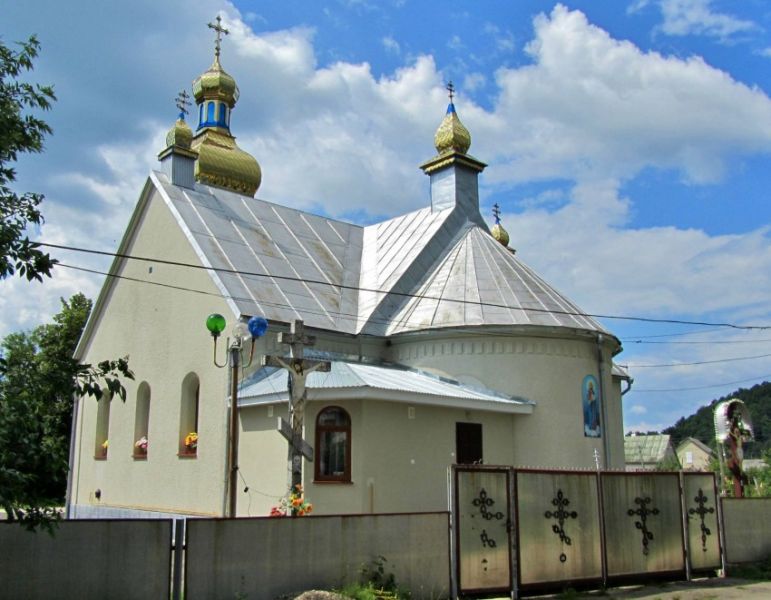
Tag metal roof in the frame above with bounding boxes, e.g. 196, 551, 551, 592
624, 434, 673, 464
238, 360, 534, 414
152, 170, 609, 338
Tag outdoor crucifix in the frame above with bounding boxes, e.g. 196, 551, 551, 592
263, 320, 330, 491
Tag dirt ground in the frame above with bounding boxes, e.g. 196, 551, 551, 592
543, 577, 771, 598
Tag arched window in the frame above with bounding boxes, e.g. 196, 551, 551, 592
179, 373, 200, 457
94, 395, 111, 459
314, 406, 351, 482
218, 102, 227, 127
206, 101, 215, 124
133, 382, 151, 458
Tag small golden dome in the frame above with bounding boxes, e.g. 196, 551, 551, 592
193, 58, 239, 107
434, 103, 471, 155
165, 118, 193, 149
491, 223, 510, 247
491, 203, 509, 247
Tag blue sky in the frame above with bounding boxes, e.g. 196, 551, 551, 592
2, 0, 771, 434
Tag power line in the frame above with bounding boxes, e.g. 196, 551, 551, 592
59, 263, 771, 394
620, 352, 771, 369
630, 374, 771, 393
41, 241, 771, 331
626, 339, 771, 345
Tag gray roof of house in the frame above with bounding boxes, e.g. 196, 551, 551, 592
152, 171, 609, 338
624, 434, 673, 464
238, 360, 534, 414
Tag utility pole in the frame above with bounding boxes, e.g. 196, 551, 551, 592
263, 320, 330, 494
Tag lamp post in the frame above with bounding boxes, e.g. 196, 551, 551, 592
206, 313, 268, 518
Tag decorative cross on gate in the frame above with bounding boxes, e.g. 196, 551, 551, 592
544, 489, 578, 563
628, 496, 660, 555
688, 488, 715, 552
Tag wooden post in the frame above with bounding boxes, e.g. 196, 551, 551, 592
263, 320, 330, 498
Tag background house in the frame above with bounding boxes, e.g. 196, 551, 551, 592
624, 433, 679, 471
676, 437, 714, 472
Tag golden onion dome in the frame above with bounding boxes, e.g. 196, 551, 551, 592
192, 129, 262, 196
434, 103, 471, 155
491, 223, 510, 247
491, 204, 509, 247
192, 57, 239, 107
165, 118, 193, 149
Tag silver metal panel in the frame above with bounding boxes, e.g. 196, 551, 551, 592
602, 473, 685, 577
153, 172, 609, 338
682, 473, 721, 571
239, 361, 533, 411
456, 469, 511, 592
516, 471, 602, 586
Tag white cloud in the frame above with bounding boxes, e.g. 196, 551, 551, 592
657, 0, 757, 40
629, 405, 648, 415
382, 36, 401, 55
478, 4, 771, 185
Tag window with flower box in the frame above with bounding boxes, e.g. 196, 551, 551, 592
94, 395, 111, 459
314, 406, 351, 482
133, 382, 150, 459
178, 373, 199, 457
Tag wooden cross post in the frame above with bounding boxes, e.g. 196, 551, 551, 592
263, 320, 330, 495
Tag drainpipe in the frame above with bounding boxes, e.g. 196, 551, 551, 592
596, 334, 610, 468
621, 377, 634, 396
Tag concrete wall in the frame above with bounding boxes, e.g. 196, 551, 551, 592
185, 513, 451, 600
722, 498, 771, 564
0, 520, 171, 600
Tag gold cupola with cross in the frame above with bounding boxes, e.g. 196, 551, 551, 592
190, 16, 262, 197
420, 83, 487, 221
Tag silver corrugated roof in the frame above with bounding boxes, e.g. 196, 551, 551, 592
239, 360, 534, 414
624, 434, 673, 464
151, 170, 609, 337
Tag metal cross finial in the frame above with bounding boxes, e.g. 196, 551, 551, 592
175, 90, 191, 120
446, 81, 455, 103
492, 203, 502, 225
208, 15, 230, 58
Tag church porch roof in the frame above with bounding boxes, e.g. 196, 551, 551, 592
238, 360, 534, 414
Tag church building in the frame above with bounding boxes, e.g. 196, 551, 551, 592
68, 20, 631, 519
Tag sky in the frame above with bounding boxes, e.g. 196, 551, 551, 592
2, 0, 771, 434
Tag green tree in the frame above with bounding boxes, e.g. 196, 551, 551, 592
1, 35, 57, 280
0, 294, 133, 530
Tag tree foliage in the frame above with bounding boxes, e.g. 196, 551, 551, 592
1, 35, 57, 281
663, 381, 771, 458
0, 294, 133, 530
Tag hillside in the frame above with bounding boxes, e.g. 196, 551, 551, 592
663, 381, 771, 459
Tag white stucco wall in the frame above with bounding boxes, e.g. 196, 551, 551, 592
70, 186, 235, 516
386, 330, 625, 470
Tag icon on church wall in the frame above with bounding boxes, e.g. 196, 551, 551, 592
582, 375, 601, 438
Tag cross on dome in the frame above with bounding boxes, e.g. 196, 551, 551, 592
446, 81, 455, 103
175, 90, 191, 120
492, 203, 502, 225
208, 15, 229, 59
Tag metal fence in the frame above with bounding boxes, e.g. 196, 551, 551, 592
1, 475, 768, 600
452, 467, 725, 597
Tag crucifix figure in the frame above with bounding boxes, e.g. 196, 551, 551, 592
263, 320, 330, 495
175, 90, 191, 120
208, 15, 229, 59
446, 81, 455, 103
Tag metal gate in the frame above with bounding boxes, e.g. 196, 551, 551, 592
452, 467, 724, 598
453, 466, 513, 595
